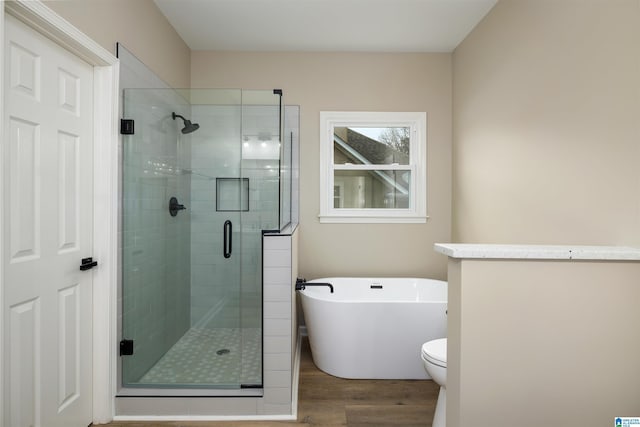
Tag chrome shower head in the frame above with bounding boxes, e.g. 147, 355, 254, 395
172, 112, 200, 134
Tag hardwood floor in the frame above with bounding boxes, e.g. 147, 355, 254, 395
105, 337, 438, 426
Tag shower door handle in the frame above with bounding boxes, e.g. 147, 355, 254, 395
223, 220, 232, 258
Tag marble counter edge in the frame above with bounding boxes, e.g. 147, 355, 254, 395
434, 243, 640, 261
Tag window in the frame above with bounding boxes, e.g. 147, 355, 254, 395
319, 111, 427, 223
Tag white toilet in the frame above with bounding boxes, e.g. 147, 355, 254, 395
421, 338, 447, 427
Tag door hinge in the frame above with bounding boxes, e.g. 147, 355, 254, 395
120, 339, 134, 356
79, 257, 98, 271
120, 119, 135, 135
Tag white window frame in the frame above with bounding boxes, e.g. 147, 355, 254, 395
319, 111, 427, 223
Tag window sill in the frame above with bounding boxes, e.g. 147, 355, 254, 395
319, 215, 429, 224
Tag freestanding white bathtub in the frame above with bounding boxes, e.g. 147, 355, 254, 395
298, 277, 447, 379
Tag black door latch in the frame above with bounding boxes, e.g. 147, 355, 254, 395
79, 257, 98, 271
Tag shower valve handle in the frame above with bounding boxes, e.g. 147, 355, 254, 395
169, 196, 186, 217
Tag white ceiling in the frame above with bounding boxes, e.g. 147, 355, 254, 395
154, 0, 497, 52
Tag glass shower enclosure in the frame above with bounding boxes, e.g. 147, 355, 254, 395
119, 88, 287, 395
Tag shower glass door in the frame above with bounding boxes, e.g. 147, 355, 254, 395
120, 88, 281, 394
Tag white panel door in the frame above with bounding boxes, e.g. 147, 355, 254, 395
3, 14, 94, 427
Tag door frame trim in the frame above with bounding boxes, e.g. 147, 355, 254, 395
0, 1, 119, 423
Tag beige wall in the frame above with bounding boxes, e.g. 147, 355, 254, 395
192, 52, 452, 280
45, 0, 190, 88
449, 3, 640, 424
452, 0, 640, 246
447, 258, 640, 427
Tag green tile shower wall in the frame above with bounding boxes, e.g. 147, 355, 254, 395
189, 104, 279, 330
122, 89, 191, 383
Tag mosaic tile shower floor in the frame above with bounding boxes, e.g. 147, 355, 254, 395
139, 328, 262, 386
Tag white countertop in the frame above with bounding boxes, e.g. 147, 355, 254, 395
434, 243, 640, 261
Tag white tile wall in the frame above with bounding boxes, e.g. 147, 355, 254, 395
263, 267, 293, 286
263, 284, 291, 302
263, 250, 292, 268
115, 396, 260, 416
261, 229, 298, 415
263, 336, 292, 353
257, 402, 292, 416
264, 319, 293, 336
264, 302, 292, 318
262, 387, 292, 405
264, 370, 291, 388
264, 352, 292, 371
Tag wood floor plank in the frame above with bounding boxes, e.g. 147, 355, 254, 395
345, 404, 434, 426
297, 400, 347, 426
299, 377, 438, 403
